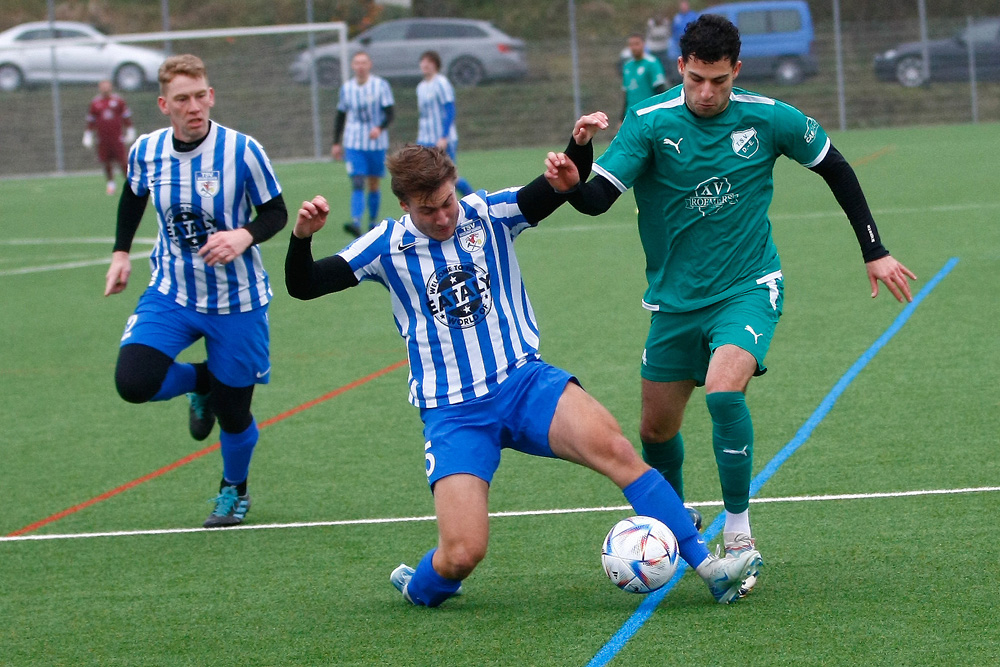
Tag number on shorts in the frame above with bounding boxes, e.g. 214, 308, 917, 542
424, 440, 435, 478
120, 314, 139, 342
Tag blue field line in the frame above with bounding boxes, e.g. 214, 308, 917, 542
586, 257, 958, 667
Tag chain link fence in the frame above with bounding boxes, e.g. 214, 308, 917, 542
0, 10, 996, 178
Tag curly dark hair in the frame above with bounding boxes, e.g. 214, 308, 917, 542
679, 14, 741, 65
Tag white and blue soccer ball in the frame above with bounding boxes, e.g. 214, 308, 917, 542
601, 515, 680, 594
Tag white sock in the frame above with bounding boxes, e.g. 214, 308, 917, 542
723, 510, 751, 542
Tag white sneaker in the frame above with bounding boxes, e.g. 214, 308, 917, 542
390, 563, 417, 604
725, 533, 759, 593
699, 548, 763, 604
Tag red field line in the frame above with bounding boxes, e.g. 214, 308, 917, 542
6, 359, 408, 537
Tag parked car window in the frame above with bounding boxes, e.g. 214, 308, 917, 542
56, 28, 92, 40
18, 29, 55, 41
737, 11, 769, 35
362, 22, 408, 42
770, 9, 803, 33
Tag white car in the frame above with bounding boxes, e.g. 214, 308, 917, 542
0, 21, 164, 92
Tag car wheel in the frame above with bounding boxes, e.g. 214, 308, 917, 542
114, 63, 146, 91
0, 63, 24, 92
774, 58, 804, 85
895, 56, 926, 87
448, 56, 485, 87
315, 57, 342, 87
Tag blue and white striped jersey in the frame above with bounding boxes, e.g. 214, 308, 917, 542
337, 75, 394, 151
127, 121, 283, 314
338, 188, 540, 408
416, 74, 458, 145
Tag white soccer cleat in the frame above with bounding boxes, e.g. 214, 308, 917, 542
725, 533, 759, 593
699, 548, 763, 604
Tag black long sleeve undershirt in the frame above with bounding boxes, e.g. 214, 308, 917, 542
285, 235, 358, 299
517, 137, 593, 225
808, 144, 888, 262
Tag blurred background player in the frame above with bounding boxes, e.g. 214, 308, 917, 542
645, 11, 672, 71
671, 0, 700, 57
83, 79, 135, 195
104, 54, 287, 528
560, 14, 916, 593
416, 50, 473, 196
621, 33, 667, 121
331, 51, 395, 237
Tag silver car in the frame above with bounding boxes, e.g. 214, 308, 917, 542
0, 21, 164, 92
290, 17, 528, 88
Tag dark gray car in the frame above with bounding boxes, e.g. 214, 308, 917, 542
290, 17, 528, 88
874, 17, 1000, 87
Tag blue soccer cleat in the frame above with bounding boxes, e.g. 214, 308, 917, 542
203, 485, 251, 528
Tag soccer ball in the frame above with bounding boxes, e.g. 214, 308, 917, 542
601, 515, 680, 594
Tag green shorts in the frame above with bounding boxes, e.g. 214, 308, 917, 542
641, 273, 784, 385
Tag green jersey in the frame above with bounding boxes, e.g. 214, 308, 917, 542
622, 54, 667, 110
595, 86, 830, 313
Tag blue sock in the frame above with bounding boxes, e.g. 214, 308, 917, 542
405, 548, 462, 607
623, 469, 709, 567
350, 189, 364, 223
456, 177, 473, 196
220, 418, 258, 486
151, 362, 196, 402
367, 190, 381, 226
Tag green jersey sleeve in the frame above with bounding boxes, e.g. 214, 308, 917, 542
772, 100, 830, 168
594, 107, 653, 191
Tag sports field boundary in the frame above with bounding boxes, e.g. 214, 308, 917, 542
586, 256, 959, 667
1, 485, 995, 543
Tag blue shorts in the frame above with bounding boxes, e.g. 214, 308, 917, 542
419, 361, 575, 488
120, 288, 271, 387
344, 148, 386, 178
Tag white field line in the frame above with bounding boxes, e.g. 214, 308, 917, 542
3, 485, 997, 543
0, 241, 155, 277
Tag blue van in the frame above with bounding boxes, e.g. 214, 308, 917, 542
665, 0, 817, 85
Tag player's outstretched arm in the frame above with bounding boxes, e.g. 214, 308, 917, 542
285, 196, 359, 300
865, 255, 917, 302
544, 152, 580, 193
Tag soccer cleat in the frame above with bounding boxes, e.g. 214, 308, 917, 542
203, 485, 251, 528
701, 548, 763, 604
390, 564, 417, 604
685, 504, 703, 531
186, 392, 216, 441
389, 563, 463, 605
725, 533, 759, 593
343, 221, 361, 238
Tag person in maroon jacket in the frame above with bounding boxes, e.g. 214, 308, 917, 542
84, 79, 136, 195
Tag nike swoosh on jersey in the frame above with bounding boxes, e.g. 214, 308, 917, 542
397, 240, 418, 252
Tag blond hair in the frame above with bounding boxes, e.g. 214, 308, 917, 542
158, 54, 208, 93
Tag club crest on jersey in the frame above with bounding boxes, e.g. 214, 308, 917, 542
804, 117, 820, 144
195, 171, 220, 198
456, 219, 487, 253
686, 176, 739, 217
731, 128, 759, 159
426, 262, 492, 329
165, 202, 218, 251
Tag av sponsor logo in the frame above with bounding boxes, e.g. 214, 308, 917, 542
685, 176, 739, 217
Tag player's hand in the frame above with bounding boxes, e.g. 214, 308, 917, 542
331, 144, 343, 161
544, 151, 580, 193
368, 127, 382, 141
572, 111, 610, 145
866, 255, 917, 302
293, 196, 330, 239
104, 250, 132, 296
123, 126, 136, 144
199, 228, 254, 267
83, 130, 94, 149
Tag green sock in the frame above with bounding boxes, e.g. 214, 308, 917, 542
641, 433, 685, 500
706, 391, 753, 514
